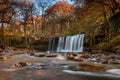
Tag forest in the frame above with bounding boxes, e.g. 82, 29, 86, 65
0, 0, 120, 80
0, 0, 120, 53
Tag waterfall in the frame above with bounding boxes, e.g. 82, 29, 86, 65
48, 34, 85, 53
48, 37, 56, 52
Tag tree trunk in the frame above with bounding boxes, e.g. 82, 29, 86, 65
0, 22, 5, 49
24, 22, 28, 49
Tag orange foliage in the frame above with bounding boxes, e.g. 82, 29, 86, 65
46, 1, 74, 17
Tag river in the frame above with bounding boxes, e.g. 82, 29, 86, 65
0, 53, 120, 80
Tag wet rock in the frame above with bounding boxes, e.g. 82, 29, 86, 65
19, 62, 31, 66
0, 53, 4, 56
64, 65, 80, 71
111, 61, 120, 64
69, 53, 77, 56
67, 53, 78, 60
80, 54, 90, 59
102, 60, 111, 64
10, 62, 44, 71
74, 58, 86, 62
30, 53, 35, 56
103, 59, 120, 64
0, 56, 7, 60
36, 53, 46, 57
46, 54, 57, 57
12, 63, 20, 68
79, 63, 111, 72
24, 66, 42, 71
22, 63, 44, 71
0, 48, 3, 52
90, 50, 99, 54
102, 54, 120, 64
67, 54, 74, 60
12, 62, 31, 68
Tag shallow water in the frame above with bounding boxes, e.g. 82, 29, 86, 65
0, 54, 120, 80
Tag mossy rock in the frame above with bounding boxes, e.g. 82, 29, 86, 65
79, 63, 111, 72
37, 54, 46, 57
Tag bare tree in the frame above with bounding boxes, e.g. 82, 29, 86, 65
37, 0, 53, 33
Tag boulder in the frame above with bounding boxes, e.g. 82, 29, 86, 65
0, 54, 4, 56
80, 54, 90, 59
74, 58, 86, 62
35, 53, 46, 57
79, 63, 111, 72
46, 54, 57, 57
19, 62, 31, 67
0, 56, 7, 60
30, 53, 35, 56
65, 65, 80, 71
67, 54, 75, 60
0, 48, 3, 52
12, 62, 31, 68
103, 59, 120, 64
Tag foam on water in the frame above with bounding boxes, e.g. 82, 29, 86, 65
63, 70, 120, 78
56, 55, 66, 60
106, 69, 120, 75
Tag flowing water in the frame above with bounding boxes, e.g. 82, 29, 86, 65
0, 54, 120, 80
48, 34, 85, 52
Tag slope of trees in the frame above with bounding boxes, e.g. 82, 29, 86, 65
73, 0, 120, 52
45, 1, 75, 36
0, 0, 120, 52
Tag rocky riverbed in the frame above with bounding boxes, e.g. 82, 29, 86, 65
0, 50, 120, 80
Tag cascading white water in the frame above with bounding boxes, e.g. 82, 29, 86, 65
48, 34, 85, 52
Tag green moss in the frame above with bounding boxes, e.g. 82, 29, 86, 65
110, 35, 120, 43
96, 42, 108, 48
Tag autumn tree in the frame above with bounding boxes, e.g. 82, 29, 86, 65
16, 0, 35, 48
94, 0, 120, 14
74, 0, 120, 14
72, 0, 120, 49
73, 0, 118, 31
37, 0, 53, 33
46, 1, 74, 18
45, 1, 74, 36
26, 15, 43, 38
0, 0, 18, 49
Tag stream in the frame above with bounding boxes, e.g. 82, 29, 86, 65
0, 53, 120, 80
